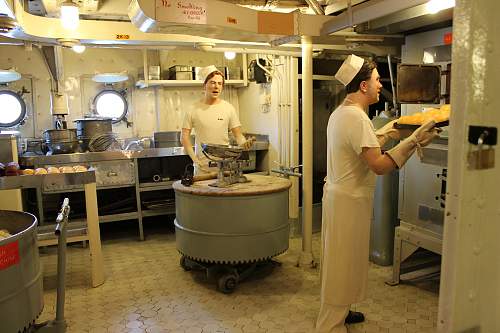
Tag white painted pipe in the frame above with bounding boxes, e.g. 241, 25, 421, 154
284, 56, 290, 167
289, 57, 300, 224
298, 35, 315, 267
256, 53, 284, 165
273, 56, 287, 166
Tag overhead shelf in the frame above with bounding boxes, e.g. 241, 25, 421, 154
135, 79, 246, 89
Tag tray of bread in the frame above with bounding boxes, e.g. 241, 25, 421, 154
394, 104, 450, 129
0, 164, 95, 190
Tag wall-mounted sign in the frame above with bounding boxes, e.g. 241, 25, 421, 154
0, 241, 20, 270
444, 32, 452, 45
157, 0, 207, 25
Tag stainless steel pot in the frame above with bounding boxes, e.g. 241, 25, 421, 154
43, 129, 77, 143
45, 140, 81, 154
43, 129, 80, 154
74, 118, 113, 151
0, 210, 43, 333
74, 118, 113, 139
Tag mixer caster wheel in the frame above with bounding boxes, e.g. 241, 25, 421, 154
180, 256, 191, 271
217, 273, 238, 294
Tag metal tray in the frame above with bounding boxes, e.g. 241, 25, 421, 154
393, 120, 449, 130
397, 64, 441, 104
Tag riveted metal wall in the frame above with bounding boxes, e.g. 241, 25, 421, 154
439, 1, 500, 332
0, 46, 242, 141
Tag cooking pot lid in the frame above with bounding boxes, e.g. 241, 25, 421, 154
43, 128, 76, 132
74, 117, 113, 122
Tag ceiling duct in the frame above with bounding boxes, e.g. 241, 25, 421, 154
355, 2, 453, 34
0, 13, 16, 32
128, 0, 333, 43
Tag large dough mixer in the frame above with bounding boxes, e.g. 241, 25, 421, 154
173, 159, 291, 293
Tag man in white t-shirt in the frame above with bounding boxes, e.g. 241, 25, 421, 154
181, 65, 253, 174
316, 55, 439, 333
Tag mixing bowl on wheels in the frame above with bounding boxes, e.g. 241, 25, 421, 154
173, 174, 292, 293
0, 210, 43, 333
1, 198, 71, 333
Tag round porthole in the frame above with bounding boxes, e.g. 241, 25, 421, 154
93, 90, 128, 123
0, 90, 27, 128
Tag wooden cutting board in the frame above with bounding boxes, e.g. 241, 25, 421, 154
172, 174, 292, 197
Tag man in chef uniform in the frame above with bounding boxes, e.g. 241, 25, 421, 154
316, 55, 440, 332
181, 65, 253, 175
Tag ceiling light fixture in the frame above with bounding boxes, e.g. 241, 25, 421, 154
0, 69, 21, 84
224, 51, 236, 60
57, 38, 85, 53
72, 44, 86, 53
426, 0, 455, 14
60, 0, 79, 30
196, 42, 215, 51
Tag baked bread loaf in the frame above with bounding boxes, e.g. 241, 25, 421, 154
397, 104, 451, 125
59, 166, 74, 173
22, 169, 35, 175
73, 165, 88, 173
47, 167, 60, 174
0, 229, 12, 240
35, 168, 48, 175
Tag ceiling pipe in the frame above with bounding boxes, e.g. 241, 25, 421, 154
1, 0, 407, 51
128, 0, 333, 42
321, 0, 430, 34
304, 0, 325, 15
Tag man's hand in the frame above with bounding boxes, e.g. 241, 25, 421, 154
240, 136, 256, 150
193, 157, 210, 173
375, 119, 412, 141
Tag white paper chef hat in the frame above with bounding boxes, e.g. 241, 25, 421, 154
334, 54, 365, 86
199, 65, 223, 83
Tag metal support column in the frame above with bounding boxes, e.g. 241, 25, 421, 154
297, 35, 316, 268
134, 159, 144, 240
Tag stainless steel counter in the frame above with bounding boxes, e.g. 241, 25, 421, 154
17, 143, 269, 241
19, 143, 269, 167
0, 171, 96, 190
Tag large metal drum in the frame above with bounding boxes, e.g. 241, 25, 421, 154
74, 118, 113, 151
173, 175, 292, 264
0, 211, 43, 333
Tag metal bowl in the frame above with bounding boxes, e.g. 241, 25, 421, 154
201, 144, 243, 160
46, 140, 81, 154
43, 129, 77, 143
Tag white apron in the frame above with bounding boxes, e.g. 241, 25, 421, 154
320, 182, 375, 306
319, 104, 379, 307
193, 152, 219, 176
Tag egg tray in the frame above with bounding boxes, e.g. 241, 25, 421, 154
393, 120, 449, 130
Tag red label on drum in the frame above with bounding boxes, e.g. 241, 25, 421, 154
0, 240, 20, 270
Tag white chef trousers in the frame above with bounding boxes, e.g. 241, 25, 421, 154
194, 153, 218, 176
315, 304, 349, 333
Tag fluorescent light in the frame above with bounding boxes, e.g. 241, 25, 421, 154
60, 0, 79, 30
224, 51, 236, 60
423, 51, 435, 64
426, 0, 455, 14
72, 44, 86, 53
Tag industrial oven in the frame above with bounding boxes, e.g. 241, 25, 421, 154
388, 28, 452, 285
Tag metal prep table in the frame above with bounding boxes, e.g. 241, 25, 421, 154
20, 143, 269, 240
0, 171, 105, 288
388, 138, 448, 285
